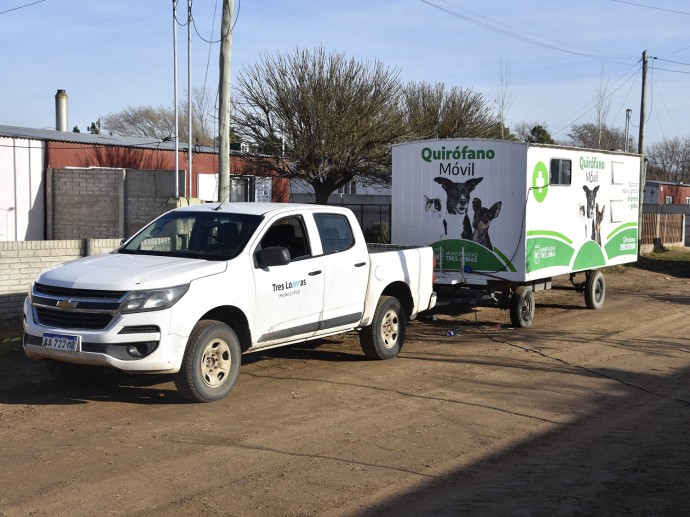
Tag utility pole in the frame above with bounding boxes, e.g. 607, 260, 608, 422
187, 0, 193, 197
638, 50, 647, 155
173, 0, 180, 198
637, 50, 648, 258
218, 0, 233, 203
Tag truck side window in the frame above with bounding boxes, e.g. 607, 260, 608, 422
550, 159, 572, 185
314, 213, 355, 254
260, 216, 311, 260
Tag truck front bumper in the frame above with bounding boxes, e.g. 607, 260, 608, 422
22, 297, 187, 373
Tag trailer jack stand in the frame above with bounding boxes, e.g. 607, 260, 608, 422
569, 273, 586, 292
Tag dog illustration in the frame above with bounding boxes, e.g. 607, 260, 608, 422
582, 185, 599, 241
424, 195, 442, 215
434, 177, 483, 238
471, 198, 502, 250
594, 203, 605, 246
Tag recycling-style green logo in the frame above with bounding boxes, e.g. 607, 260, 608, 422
532, 161, 549, 203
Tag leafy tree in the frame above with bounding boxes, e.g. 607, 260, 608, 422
514, 122, 555, 144
566, 122, 632, 151
402, 81, 501, 140
101, 87, 216, 147
87, 118, 101, 135
234, 47, 407, 204
646, 136, 690, 183
72, 126, 80, 133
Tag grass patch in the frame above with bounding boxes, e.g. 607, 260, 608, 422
0, 336, 23, 359
637, 246, 690, 277
643, 246, 690, 262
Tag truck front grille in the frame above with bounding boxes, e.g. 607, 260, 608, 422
31, 283, 128, 331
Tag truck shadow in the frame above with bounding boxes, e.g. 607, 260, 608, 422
0, 338, 368, 406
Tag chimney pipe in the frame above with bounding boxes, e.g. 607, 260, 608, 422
55, 89, 68, 131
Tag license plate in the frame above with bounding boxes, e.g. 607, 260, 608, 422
41, 333, 80, 351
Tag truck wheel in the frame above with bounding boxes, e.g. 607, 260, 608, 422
585, 270, 605, 309
510, 286, 535, 328
45, 360, 104, 383
174, 320, 241, 403
360, 296, 406, 359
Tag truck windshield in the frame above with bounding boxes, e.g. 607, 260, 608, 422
118, 211, 263, 260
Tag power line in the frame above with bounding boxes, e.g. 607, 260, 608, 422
608, 0, 690, 16
551, 60, 641, 137
420, 0, 637, 64
0, 0, 47, 16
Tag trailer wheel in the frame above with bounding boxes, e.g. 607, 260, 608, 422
360, 296, 406, 359
510, 286, 535, 328
45, 360, 104, 383
174, 320, 241, 403
584, 270, 606, 309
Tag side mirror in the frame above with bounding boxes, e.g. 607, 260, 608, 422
255, 247, 291, 268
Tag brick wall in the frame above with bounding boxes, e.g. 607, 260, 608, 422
47, 168, 183, 240
49, 168, 124, 239
0, 238, 120, 320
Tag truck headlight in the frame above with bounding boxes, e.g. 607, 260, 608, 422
119, 285, 189, 313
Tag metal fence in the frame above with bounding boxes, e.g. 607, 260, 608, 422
340, 203, 391, 243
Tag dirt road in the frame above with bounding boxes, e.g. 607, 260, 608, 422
1, 258, 689, 516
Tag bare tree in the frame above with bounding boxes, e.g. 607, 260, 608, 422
402, 81, 501, 140
594, 71, 612, 149
567, 122, 632, 151
102, 104, 176, 141
495, 59, 514, 140
647, 136, 690, 183
101, 87, 217, 147
234, 47, 406, 204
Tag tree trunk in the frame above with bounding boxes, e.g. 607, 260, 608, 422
312, 183, 333, 205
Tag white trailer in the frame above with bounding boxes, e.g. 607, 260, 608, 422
392, 138, 642, 326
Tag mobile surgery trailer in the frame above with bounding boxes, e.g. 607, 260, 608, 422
391, 139, 642, 326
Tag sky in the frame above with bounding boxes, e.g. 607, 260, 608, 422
1, 0, 689, 149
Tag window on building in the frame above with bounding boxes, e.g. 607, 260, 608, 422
664, 195, 673, 204
549, 159, 571, 185
685, 197, 690, 205
337, 180, 357, 195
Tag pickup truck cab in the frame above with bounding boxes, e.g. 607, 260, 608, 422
24, 203, 436, 402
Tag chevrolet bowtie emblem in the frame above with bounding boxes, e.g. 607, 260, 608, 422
56, 299, 78, 310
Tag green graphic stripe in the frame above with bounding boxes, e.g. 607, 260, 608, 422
493, 247, 517, 272
606, 222, 637, 241
526, 230, 573, 245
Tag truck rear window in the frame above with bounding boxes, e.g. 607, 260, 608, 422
314, 213, 355, 254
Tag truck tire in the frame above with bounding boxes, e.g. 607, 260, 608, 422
175, 320, 241, 403
45, 360, 104, 383
510, 286, 535, 328
585, 270, 605, 309
360, 296, 406, 360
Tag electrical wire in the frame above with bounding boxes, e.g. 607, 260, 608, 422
0, 0, 47, 16
420, 0, 637, 64
551, 60, 641, 137
190, 0, 240, 44
607, 0, 690, 16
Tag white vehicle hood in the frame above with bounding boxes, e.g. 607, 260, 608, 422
37, 253, 228, 291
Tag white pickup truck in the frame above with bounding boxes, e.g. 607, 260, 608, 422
23, 203, 436, 402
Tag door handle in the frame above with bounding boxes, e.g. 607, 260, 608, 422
309, 270, 322, 276
355, 262, 366, 267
